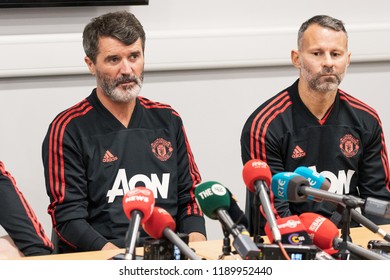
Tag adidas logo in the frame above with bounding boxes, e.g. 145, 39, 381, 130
102, 150, 118, 163
292, 145, 306, 159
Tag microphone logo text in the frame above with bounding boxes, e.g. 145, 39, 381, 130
125, 195, 150, 203
197, 183, 227, 200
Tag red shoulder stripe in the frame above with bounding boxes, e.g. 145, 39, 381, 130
138, 96, 172, 109
249, 91, 292, 161
138, 97, 180, 117
339, 90, 379, 122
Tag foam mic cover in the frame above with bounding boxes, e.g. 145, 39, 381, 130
294, 167, 331, 202
143, 206, 202, 260
271, 172, 309, 202
196, 182, 260, 260
122, 187, 155, 223
194, 181, 230, 219
143, 207, 176, 239
242, 159, 272, 192
299, 212, 339, 255
264, 215, 313, 245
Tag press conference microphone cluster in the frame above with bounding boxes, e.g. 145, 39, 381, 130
300, 212, 390, 260
272, 168, 390, 219
242, 159, 281, 243
288, 166, 390, 242
122, 187, 155, 260
143, 207, 201, 260
195, 181, 259, 260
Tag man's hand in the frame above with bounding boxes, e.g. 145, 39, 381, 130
101, 242, 119, 251
188, 232, 206, 242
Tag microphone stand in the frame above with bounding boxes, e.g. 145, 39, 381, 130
218, 228, 233, 259
337, 205, 351, 260
124, 210, 142, 260
253, 192, 263, 244
337, 196, 361, 260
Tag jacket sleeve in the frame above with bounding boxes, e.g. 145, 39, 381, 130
0, 161, 53, 256
357, 115, 390, 225
42, 121, 107, 252
173, 115, 206, 237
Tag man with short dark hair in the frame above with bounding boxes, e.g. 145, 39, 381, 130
42, 11, 206, 253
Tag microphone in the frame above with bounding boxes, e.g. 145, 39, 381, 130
350, 210, 390, 242
195, 181, 259, 260
219, 186, 250, 258
272, 170, 390, 219
143, 207, 201, 260
367, 240, 390, 253
295, 166, 390, 242
294, 166, 331, 200
271, 171, 311, 207
333, 238, 390, 260
299, 212, 339, 255
262, 214, 322, 260
122, 187, 155, 260
300, 212, 390, 260
242, 159, 281, 243
264, 215, 313, 245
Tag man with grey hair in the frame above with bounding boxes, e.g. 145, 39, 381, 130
42, 10, 206, 253
241, 15, 390, 238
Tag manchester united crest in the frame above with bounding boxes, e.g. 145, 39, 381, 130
151, 138, 173, 161
340, 134, 359, 158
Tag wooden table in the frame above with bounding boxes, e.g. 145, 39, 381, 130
14, 224, 390, 260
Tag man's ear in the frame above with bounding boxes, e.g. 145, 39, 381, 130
84, 56, 96, 76
346, 51, 351, 67
291, 49, 301, 69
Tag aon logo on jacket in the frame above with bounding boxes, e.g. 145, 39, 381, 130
107, 169, 170, 203
309, 166, 355, 195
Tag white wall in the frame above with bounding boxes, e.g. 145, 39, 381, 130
1, 0, 390, 242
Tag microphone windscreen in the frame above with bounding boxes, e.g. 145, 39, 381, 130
299, 212, 339, 254
195, 181, 230, 220
242, 159, 272, 192
294, 167, 331, 202
271, 172, 309, 202
143, 207, 176, 239
122, 187, 155, 222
